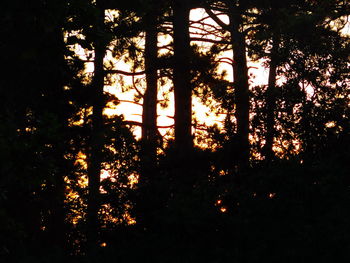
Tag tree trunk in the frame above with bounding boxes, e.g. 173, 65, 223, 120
142, 11, 158, 167
139, 9, 159, 229
264, 36, 279, 163
229, 6, 250, 175
173, 0, 192, 152
87, 1, 105, 253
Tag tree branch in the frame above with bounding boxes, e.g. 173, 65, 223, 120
190, 37, 230, 44
117, 100, 143, 107
204, 7, 231, 31
105, 69, 145, 76
124, 120, 174, 129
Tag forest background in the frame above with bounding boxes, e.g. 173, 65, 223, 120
1, 0, 350, 262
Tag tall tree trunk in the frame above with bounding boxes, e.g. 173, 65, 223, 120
264, 36, 279, 163
228, 6, 250, 175
173, 0, 192, 152
142, 11, 158, 169
87, 1, 105, 253
139, 9, 159, 229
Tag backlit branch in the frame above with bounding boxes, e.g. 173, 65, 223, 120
105, 69, 145, 76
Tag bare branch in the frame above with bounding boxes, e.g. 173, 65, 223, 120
132, 74, 144, 98
204, 8, 231, 31
190, 14, 213, 24
124, 120, 174, 129
105, 69, 145, 76
190, 37, 230, 44
117, 100, 143, 107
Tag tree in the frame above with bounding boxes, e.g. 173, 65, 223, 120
173, 0, 193, 152
258, 0, 350, 161
204, 1, 252, 176
85, 0, 107, 253
0, 0, 82, 258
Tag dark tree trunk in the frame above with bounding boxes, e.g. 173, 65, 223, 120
139, 9, 159, 229
173, 0, 192, 152
142, 11, 158, 167
229, 6, 250, 175
264, 36, 279, 163
87, 1, 105, 253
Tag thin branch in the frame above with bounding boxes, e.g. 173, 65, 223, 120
190, 14, 212, 24
190, 37, 231, 44
190, 22, 223, 31
124, 120, 174, 129
190, 25, 227, 39
157, 125, 175, 129
117, 100, 143, 107
132, 74, 144, 98
158, 43, 173, 49
105, 69, 145, 76
208, 3, 229, 13
204, 8, 231, 31
216, 57, 234, 66
218, 56, 234, 63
